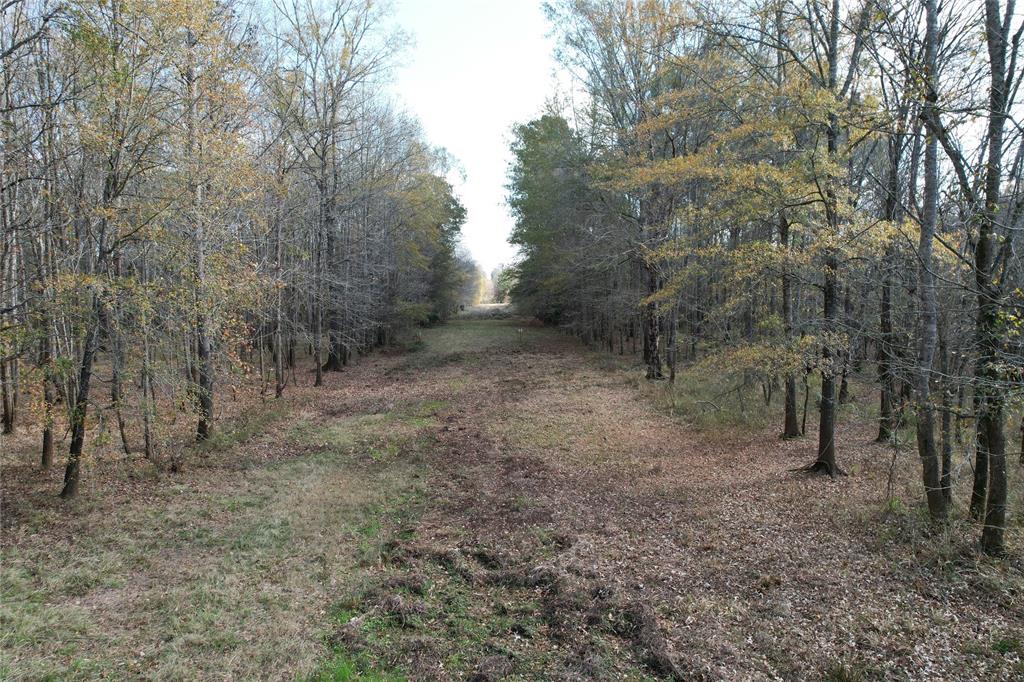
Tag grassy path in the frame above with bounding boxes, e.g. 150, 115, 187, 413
2, 310, 1022, 680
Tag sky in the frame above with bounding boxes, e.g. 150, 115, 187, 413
387, 0, 563, 274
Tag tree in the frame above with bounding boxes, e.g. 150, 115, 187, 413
0, 0, 479, 498
513, 0, 1022, 550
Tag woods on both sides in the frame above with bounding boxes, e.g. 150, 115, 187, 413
508, 0, 1022, 554
0, 1, 480, 497
2, 0, 1023, 563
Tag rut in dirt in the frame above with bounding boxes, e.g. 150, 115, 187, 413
329, 312, 1020, 681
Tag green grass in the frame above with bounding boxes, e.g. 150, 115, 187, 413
993, 637, 1022, 654
1, 394, 438, 680
288, 399, 446, 462
306, 652, 406, 681
194, 401, 292, 455
824, 661, 875, 682
641, 370, 782, 433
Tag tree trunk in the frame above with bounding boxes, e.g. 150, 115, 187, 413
109, 262, 131, 455
801, 367, 810, 436
876, 255, 895, 442
780, 216, 800, 439
184, 28, 213, 443
314, 301, 324, 387
274, 204, 285, 399
141, 316, 155, 461
194, 244, 214, 441
0, 360, 13, 434
1018, 420, 1023, 467
813, 252, 841, 477
969, 380, 989, 519
914, 0, 947, 521
666, 306, 677, 384
60, 297, 102, 499
838, 287, 853, 404
976, 0, 1011, 555
41, 327, 54, 468
643, 266, 662, 380
939, 333, 953, 504
807, 7, 844, 478
979, 396, 1007, 554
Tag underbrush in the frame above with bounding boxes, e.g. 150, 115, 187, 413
193, 400, 292, 458
634, 369, 782, 433
616, 357, 907, 440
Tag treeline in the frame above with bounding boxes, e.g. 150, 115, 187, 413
509, 0, 1022, 553
0, 0, 474, 496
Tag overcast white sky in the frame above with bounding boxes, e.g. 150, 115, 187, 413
387, 0, 563, 274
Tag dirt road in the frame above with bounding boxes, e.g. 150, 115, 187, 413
3, 311, 1021, 680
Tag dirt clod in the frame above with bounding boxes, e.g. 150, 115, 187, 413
467, 654, 514, 681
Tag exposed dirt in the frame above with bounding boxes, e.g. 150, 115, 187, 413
335, 313, 1024, 680
2, 310, 1022, 680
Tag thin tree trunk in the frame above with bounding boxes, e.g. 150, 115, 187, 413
801, 366, 810, 436
182, 29, 214, 442
111, 329, 130, 455
40, 329, 54, 468
977, 0, 1012, 555
141, 311, 155, 461
60, 296, 101, 499
274, 202, 285, 398
0, 360, 13, 434
877, 253, 895, 442
1018, 420, 1023, 466
838, 287, 853, 404
939, 333, 953, 504
643, 265, 662, 380
914, 0, 946, 520
666, 306, 677, 383
314, 301, 324, 387
813, 251, 841, 476
780, 216, 799, 439
969, 382, 989, 519
109, 259, 130, 455
37, 30, 57, 469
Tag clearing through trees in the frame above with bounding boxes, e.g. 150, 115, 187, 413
2, 308, 1020, 680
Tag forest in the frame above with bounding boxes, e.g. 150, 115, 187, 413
509, 0, 1023, 554
0, 0, 480, 495
2, 0, 1024, 680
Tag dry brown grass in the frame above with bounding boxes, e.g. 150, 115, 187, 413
326, 315, 1024, 680
3, 312, 1022, 680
